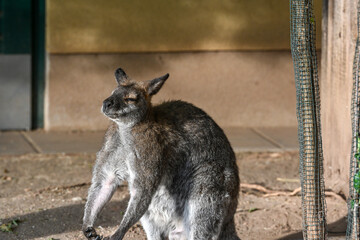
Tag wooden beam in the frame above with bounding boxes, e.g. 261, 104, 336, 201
321, 0, 357, 197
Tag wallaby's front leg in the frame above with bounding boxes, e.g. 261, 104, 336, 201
108, 179, 160, 240
83, 170, 118, 240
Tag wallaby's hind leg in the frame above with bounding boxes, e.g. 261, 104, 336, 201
185, 197, 228, 240
140, 214, 166, 240
219, 218, 240, 240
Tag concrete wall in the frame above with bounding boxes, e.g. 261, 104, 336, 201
45, 0, 322, 130
46, 52, 297, 130
46, 0, 322, 52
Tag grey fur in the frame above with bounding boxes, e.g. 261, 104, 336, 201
82, 68, 240, 240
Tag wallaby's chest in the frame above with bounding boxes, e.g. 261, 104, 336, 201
116, 128, 139, 182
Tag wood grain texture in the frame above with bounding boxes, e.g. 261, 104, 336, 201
321, 0, 357, 197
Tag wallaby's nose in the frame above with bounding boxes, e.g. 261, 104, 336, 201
103, 99, 114, 112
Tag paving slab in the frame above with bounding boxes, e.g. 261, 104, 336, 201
223, 127, 280, 152
254, 127, 299, 151
0, 127, 299, 155
0, 132, 36, 155
25, 131, 105, 154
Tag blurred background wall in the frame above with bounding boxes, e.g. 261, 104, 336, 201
0, 0, 322, 130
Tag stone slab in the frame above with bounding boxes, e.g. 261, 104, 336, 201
1, 127, 299, 155
223, 127, 280, 152
255, 127, 299, 151
0, 132, 35, 155
27, 131, 105, 154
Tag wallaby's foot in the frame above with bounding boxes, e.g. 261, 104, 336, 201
83, 227, 103, 240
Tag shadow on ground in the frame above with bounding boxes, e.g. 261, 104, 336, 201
277, 216, 347, 240
0, 198, 129, 240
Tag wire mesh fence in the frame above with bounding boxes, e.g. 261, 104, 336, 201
290, 0, 327, 239
346, 1, 360, 239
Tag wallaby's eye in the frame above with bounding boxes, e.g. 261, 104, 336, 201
124, 97, 137, 103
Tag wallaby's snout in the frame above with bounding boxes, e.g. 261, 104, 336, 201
102, 94, 119, 118
102, 98, 114, 113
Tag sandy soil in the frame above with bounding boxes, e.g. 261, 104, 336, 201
0, 152, 347, 240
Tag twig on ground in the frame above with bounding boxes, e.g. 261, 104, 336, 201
34, 182, 128, 194
240, 183, 345, 201
240, 183, 274, 194
276, 177, 300, 183
263, 187, 301, 197
36, 182, 91, 194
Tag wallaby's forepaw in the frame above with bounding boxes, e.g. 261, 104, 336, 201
83, 227, 103, 240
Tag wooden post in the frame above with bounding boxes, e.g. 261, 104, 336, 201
321, 0, 357, 197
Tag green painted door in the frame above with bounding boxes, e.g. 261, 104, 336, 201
0, 0, 45, 130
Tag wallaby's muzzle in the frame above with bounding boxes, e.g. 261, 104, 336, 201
102, 98, 114, 113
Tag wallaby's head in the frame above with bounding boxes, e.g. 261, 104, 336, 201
102, 68, 169, 125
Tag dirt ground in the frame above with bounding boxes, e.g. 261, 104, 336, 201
0, 152, 347, 240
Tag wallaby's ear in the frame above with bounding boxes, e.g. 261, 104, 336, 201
114, 68, 128, 85
147, 73, 169, 96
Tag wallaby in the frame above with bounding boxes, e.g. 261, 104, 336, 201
82, 68, 240, 240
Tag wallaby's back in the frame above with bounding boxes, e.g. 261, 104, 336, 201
152, 100, 239, 197
153, 100, 235, 160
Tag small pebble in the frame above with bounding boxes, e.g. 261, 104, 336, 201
72, 197, 82, 202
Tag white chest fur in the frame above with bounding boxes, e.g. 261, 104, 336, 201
117, 123, 137, 193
